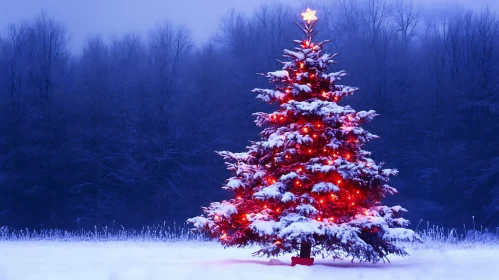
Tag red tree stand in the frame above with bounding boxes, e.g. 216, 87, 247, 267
291, 242, 314, 266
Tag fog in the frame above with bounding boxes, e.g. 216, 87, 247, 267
1, 0, 498, 50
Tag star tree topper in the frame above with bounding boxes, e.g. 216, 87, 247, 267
301, 8, 317, 24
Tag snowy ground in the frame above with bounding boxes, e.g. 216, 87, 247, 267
0, 241, 497, 280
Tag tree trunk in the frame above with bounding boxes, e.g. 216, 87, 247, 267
299, 242, 311, 258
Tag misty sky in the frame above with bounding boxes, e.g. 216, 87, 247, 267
1, 0, 498, 51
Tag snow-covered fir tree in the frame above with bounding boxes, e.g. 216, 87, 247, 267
188, 8, 421, 263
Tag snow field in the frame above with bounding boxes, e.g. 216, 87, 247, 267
0, 241, 498, 280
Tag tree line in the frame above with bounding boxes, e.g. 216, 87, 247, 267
0, 0, 498, 229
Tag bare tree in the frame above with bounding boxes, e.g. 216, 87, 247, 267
148, 22, 193, 131
363, 0, 392, 47
26, 12, 70, 119
393, 0, 420, 48
0, 23, 30, 119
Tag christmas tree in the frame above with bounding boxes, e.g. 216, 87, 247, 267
188, 8, 421, 263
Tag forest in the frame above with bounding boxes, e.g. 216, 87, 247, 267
0, 0, 498, 230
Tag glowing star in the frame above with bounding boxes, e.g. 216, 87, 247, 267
301, 8, 317, 24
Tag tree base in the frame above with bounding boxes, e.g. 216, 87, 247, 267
291, 256, 315, 266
